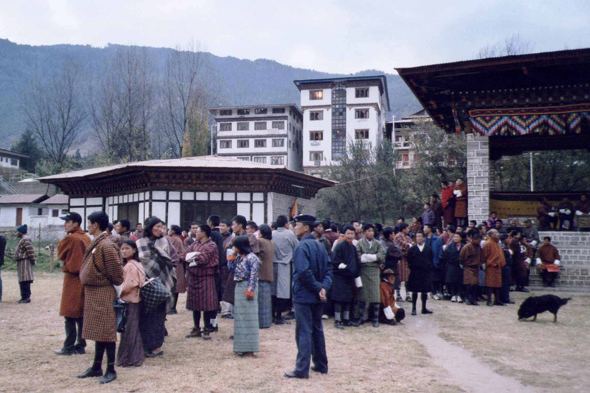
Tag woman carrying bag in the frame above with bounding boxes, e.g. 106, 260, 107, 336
136, 216, 178, 358
117, 239, 146, 367
78, 212, 124, 384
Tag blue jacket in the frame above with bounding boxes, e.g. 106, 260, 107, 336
425, 234, 443, 269
292, 234, 333, 304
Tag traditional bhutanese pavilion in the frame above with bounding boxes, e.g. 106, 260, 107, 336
396, 48, 590, 224
39, 156, 335, 230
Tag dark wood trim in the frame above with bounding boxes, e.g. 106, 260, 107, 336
216, 152, 288, 157
215, 115, 288, 122
217, 133, 288, 139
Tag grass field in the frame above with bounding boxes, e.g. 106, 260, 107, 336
0, 272, 586, 392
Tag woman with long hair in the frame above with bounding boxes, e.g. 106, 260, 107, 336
117, 239, 146, 367
136, 216, 178, 358
231, 235, 261, 356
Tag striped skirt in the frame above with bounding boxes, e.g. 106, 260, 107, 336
258, 281, 272, 328
234, 281, 259, 354
398, 257, 410, 282
358, 263, 381, 304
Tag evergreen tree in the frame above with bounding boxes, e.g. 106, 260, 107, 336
11, 129, 44, 173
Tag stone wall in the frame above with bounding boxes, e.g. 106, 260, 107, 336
466, 134, 490, 223
269, 192, 317, 222
529, 231, 590, 292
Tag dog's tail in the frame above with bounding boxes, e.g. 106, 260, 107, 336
560, 297, 571, 305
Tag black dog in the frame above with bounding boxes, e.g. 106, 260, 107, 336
518, 295, 570, 322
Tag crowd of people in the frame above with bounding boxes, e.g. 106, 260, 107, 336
0, 180, 576, 383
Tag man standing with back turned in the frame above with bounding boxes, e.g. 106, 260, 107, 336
55, 212, 91, 355
285, 215, 332, 379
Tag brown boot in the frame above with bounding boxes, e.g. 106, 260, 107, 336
185, 327, 202, 338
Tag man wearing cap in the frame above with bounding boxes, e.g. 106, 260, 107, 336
15, 224, 35, 303
285, 214, 332, 379
56, 212, 92, 355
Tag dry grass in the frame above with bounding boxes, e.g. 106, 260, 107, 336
434, 289, 589, 392
0, 272, 461, 393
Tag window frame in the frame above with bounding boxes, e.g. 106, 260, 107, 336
219, 123, 232, 131
309, 111, 323, 121
271, 120, 285, 130
219, 140, 232, 149
254, 121, 267, 131
355, 88, 369, 98
355, 109, 370, 119
237, 122, 249, 131
309, 90, 324, 100
219, 109, 232, 116
310, 131, 324, 141
355, 129, 369, 140
237, 109, 250, 116
237, 140, 250, 148
254, 108, 268, 115
272, 138, 285, 147
309, 151, 324, 161
254, 139, 267, 148
270, 156, 285, 165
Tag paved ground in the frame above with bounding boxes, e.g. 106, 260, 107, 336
0, 272, 586, 392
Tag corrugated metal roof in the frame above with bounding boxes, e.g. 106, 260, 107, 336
39, 155, 293, 180
0, 194, 48, 204
41, 194, 69, 205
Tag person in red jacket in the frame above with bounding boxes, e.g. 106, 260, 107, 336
441, 181, 455, 228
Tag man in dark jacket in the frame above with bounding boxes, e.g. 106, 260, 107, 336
0, 232, 5, 302
382, 227, 402, 301
208, 215, 225, 314
407, 231, 434, 316
285, 215, 333, 380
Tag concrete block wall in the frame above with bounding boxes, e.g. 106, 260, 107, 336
269, 192, 317, 222
466, 134, 490, 223
529, 231, 590, 291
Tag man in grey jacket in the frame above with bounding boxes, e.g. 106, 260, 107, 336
271, 215, 299, 324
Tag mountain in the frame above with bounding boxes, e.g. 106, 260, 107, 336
0, 39, 422, 149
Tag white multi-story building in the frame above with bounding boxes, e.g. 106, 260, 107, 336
210, 104, 303, 172
0, 148, 27, 169
294, 75, 390, 175
387, 109, 432, 169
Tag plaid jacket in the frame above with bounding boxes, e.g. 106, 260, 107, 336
15, 235, 36, 263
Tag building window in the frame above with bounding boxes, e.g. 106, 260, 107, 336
219, 140, 232, 149
52, 209, 59, 217
272, 139, 285, 147
219, 123, 232, 131
272, 107, 285, 114
355, 88, 369, 98
271, 156, 285, 165
237, 157, 250, 161
310, 151, 323, 161
355, 129, 369, 139
310, 131, 323, 141
11, 159, 18, 166
254, 139, 267, 148
238, 140, 249, 148
220, 109, 232, 116
402, 153, 410, 166
254, 108, 267, 115
37, 208, 43, 215
332, 82, 347, 159
310, 111, 323, 121
309, 90, 323, 100
237, 122, 249, 131
253, 157, 267, 164
355, 109, 370, 119
237, 109, 250, 115
289, 140, 292, 148
272, 121, 285, 129
254, 122, 267, 130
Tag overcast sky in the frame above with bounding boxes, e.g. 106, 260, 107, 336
1, 0, 589, 74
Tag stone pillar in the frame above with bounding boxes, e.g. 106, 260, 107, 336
466, 134, 490, 223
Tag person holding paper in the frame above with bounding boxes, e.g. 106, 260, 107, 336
356, 224, 386, 327
453, 178, 468, 227
330, 224, 359, 329
184, 224, 219, 340
536, 237, 561, 287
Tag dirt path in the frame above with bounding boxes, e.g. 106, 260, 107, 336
405, 315, 537, 393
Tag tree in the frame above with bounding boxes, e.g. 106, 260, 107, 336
89, 47, 156, 163
477, 34, 533, 59
23, 59, 87, 172
402, 120, 467, 204
11, 129, 44, 173
158, 43, 214, 158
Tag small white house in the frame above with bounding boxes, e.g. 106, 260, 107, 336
0, 194, 49, 229
0, 148, 28, 169
40, 194, 70, 225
